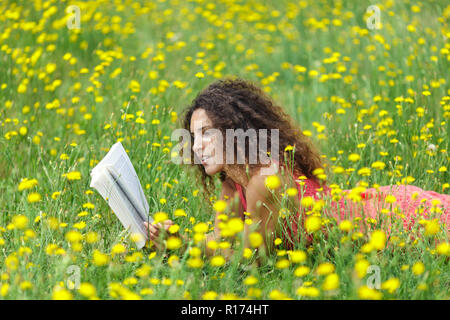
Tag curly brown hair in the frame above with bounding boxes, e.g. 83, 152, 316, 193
182, 77, 325, 197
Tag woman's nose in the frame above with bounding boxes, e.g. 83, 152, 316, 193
192, 136, 203, 156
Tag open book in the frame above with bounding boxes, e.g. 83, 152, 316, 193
90, 141, 153, 249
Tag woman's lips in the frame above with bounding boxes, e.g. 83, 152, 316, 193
201, 156, 211, 165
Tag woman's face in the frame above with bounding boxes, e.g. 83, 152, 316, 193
190, 108, 224, 176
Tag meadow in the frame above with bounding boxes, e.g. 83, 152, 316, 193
0, 0, 449, 300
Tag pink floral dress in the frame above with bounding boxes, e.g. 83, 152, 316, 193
234, 176, 450, 249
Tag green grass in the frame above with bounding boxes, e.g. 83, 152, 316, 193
0, 0, 449, 300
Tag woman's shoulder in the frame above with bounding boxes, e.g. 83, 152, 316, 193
222, 176, 239, 193
246, 167, 283, 198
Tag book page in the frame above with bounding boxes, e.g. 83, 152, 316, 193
90, 169, 148, 249
91, 142, 150, 221
90, 141, 153, 249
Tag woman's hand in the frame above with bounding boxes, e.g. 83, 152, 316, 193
143, 220, 174, 251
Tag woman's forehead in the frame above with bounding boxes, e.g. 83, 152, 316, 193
191, 109, 212, 131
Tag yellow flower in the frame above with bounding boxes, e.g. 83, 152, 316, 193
286, 188, 298, 196
354, 259, 370, 278
189, 247, 202, 257
243, 276, 258, 286
316, 262, 335, 275
82, 202, 95, 209
381, 278, 400, 294
12, 215, 29, 229
174, 209, 187, 217
227, 218, 244, 235
166, 237, 182, 250
305, 216, 322, 233
0, 283, 9, 297
66, 171, 81, 181
275, 259, 290, 269
78, 282, 97, 298
129, 80, 141, 92
357, 167, 371, 176
371, 161, 386, 170
412, 262, 425, 275
46, 244, 65, 256
18, 178, 38, 191
384, 195, 397, 204
187, 257, 204, 268
213, 200, 227, 212
301, 196, 315, 208
210, 255, 226, 267
322, 273, 339, 291
65, 230, 83, 243
289, 250, 307, 263
52, 287, 73, 300
338, 220, 352, 232
269, 289, 290, 300
135, 264, 152, 277
294, 266, 310, 277
73, 221, 86, 230
85, 232, 99, 243
369, 230, 386, 250
249, 232, 263, 248
243, 248, 253, 259
202, 291, 218, 300
296, 286, 320, 297
436, 242, 449, 256
168, 255, 179, 267
424, 219, 440, 236
27, 192, 41, 203
417, 283, 427, 291
358, 285, 382, 300
123, 277, 138, 286
92, 250, 109, 266
348, 153, 361, 162
168, 224, 180, 234
265, 175, 281, 190
153, 212, 168, 224
193, 222, 208, 233
20, 281, 33, 291
125, 251, 143, 262
6, 254, 19, 271
140, 288, 154, 296
111, 243, 126, 256
361, 242, 374, 253
284, 145, 294, 151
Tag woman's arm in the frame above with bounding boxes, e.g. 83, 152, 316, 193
242, 168, 302, 257
204, 177, 244, 257
243, 174, 280, 255
145, 177, 244, 255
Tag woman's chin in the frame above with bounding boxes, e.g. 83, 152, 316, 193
204, 164, 223, 176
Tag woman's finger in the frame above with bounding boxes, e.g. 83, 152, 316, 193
163, 220, 174, 226
144, 222, 155, 232
144, 223, 160, 239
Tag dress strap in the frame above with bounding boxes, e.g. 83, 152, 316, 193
234, 182, 247, 211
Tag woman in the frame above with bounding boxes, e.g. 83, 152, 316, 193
144, 78, 449, 255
